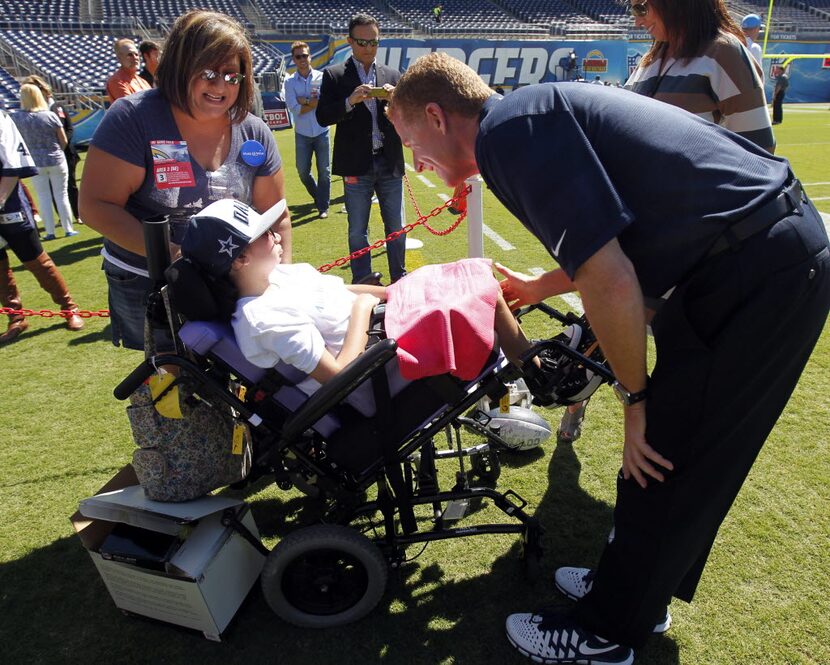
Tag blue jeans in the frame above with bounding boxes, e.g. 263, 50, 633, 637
103, 261, 174, 352
295, 131, 331, 214
343, 154, 406, 283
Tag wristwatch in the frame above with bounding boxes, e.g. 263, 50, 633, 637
613, 381, 648, 406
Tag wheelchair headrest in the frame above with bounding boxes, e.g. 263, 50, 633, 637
165, 257, 220, 322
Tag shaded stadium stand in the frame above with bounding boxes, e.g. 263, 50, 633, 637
0, 31, 134, 93
2, 0, 80, 17
0, 64, 20, 108
384, 0, 547, 34
100, 0, 252, 30
257, 0, 413, 34
0, 30, 283, 95
504, 0, 628, 34
0, 0, 825, 101
729, 0, 830, 32
250, 40, 286, 75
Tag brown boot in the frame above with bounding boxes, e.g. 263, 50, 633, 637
0, 255, 28, 343
23, 252, 84, 332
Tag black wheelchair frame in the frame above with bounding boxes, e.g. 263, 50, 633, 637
112, 217, 613, 628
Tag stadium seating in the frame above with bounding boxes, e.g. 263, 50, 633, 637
0, 0, 80, 17
0, 0, 826, 102
257, 0, 412, 34
729, 0, 830, 32
384, 0, 546, 34
0, 29, 284, 95
0, 64, 20, 108
100, 0, 251, 30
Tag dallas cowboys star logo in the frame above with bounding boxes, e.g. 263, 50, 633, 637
218, 235, 239, 257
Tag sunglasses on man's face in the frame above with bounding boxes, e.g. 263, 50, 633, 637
293, 53, 309, 59
200, 69, 245, 85
351, 37, 379, 48
629, 1, 649, 17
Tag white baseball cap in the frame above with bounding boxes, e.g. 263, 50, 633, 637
181, 198, 286, 276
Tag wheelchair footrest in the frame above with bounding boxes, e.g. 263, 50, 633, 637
442, 498, 471, 522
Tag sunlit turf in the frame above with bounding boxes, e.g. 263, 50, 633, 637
1, 104, 827, 665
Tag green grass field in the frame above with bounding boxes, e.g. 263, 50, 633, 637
1, 103, 828, 664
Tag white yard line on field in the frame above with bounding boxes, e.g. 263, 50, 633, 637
416, 174, 435, 188
483, 225, 515, 251
434, 192, 514, 250
528, 267, 584, 314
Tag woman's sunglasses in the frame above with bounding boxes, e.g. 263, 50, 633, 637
629, 1, 649, 17
351, 37, 379, 47
200, 69, 245, 86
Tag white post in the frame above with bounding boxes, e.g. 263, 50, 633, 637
466, 175, 484, 258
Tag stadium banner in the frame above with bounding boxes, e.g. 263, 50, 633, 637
327, 38, 630, 86
68, 36, 829, 136
261, 97, 292, 130
285, 36, 830, 101
69, 108, 105, 148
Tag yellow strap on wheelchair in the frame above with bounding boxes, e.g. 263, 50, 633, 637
232, 423, 246, 455
148, 371, 184, 419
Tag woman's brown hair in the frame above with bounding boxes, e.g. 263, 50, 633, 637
155, 9, 253, 122
640, 0, 745, 66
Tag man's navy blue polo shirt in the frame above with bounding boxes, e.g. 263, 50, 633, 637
475, 84, 790, 302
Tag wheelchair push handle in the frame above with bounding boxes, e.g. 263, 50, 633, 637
113, 359, 156, 400
512, 302, 571, 325
143, 214, 172, 286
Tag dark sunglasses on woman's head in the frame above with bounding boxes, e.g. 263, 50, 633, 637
351, 37, 379, 47
629, 1, 649, 17
200, 69, 245, 85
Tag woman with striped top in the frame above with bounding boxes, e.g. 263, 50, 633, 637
625, 0, 774, 152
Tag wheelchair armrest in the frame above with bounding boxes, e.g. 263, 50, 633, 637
278, 338, 399, 443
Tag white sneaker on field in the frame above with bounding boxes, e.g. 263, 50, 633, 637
554, 566, 672, 634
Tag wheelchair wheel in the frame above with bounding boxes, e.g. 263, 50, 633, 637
261, 524, 388, 628
470, 449, 501, 483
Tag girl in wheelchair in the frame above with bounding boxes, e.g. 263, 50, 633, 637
179, 198, 553, 398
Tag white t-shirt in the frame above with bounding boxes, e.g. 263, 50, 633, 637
232, 263, 356, 394
746, 38, 764, 74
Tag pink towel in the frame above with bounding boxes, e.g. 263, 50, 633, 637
384, 258, 499, 380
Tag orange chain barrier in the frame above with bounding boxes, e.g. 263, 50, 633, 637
1, 181, 470, 318
0, 307, 110, 319
317, 178, 470, 273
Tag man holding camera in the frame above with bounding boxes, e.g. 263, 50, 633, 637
316, 13, 406, 285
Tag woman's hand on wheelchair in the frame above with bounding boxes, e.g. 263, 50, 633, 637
495, 262, 544, 308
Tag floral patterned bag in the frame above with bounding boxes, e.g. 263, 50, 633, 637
127, 383, 252, 501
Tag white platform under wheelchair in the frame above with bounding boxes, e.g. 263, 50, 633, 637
71, 465, 265, 641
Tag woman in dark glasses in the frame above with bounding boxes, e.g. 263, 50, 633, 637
80, 9, 290, 352
558, 0, 776, 442
626, 0, 773, 152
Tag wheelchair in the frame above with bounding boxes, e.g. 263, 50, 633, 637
113, 218, 614, 629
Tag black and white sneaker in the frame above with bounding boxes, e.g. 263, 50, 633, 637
554, 566, 672, 634
554, 566, 596, 601
506, 611, 634, 665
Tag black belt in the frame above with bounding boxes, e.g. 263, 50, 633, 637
706, 178, 804, 258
